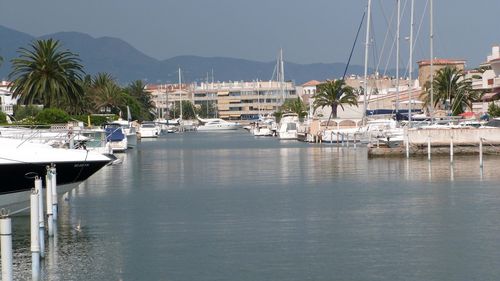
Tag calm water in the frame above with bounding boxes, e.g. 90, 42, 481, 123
11, 131, 500, 280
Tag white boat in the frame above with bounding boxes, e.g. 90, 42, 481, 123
196, 118, 242, 131
104, 123, 128, 152
109, 119, 138, 148
278, 113, 299, 140
138, 122, 160, 138
0, 137, 111, 212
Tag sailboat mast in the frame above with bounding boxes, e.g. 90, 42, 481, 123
362, 0, 372, 125
280, 48, 285, 101
396, 0, 400, 114
430, 0, 434, 123
179, 67, 183, 120
409, 0, 414, 125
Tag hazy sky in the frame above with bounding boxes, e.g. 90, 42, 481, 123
1, 0, 499, 69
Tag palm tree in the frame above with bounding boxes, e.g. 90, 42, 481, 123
281, 97, 307, 118
313, 80, 358, 123
420, 66, 475, 116
124, 80, 155, 120
92, 80, 125, 114
8, 39, 85, 109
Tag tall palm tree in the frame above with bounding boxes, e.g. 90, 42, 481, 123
281, 97, 307, 118
92, 82, 125, 113
313, 79, 358, 124
125, 80, 155, 120
8, 39, 85, 108
420, 66, 475, 116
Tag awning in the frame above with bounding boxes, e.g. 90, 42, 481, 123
217, 91, 230, 96
482, 92, 500, 102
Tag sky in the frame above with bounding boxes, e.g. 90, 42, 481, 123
1, 0, 499, 70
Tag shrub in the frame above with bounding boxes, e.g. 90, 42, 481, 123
71, 115, 117, 126
0, 111, 7, 124
14, 105, 42, 121
488, 102, 500, 118
35, 108, 70, 124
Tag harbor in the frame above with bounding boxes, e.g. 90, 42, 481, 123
1, 0, 500, 280
4, 131, 500, 280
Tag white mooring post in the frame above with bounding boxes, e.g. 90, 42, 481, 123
450, 136, 454, 164
46, 167, 54, 237
30, 189, 40, 280
346, 134, 350, 148
354, 134, 357, 149
405, 131, 410, 158
479, 138, 483, 168
50, 165, 58, 220
427, 136, 431, 161
34, 178, 45, 258
341, 134, 345, 147
0, 211, 13, 281
336, 132, 339, 145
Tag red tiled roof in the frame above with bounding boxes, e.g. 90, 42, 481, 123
417, 59, 466, 66
302, 80, 322, 87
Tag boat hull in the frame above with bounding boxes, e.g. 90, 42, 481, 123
0, 159, 110, 212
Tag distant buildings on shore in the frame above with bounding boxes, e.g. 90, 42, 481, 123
2, 45, 500, 121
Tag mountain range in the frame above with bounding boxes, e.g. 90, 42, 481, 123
0, 25, 373, 85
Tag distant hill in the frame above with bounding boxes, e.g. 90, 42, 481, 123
0, 25, 373, 85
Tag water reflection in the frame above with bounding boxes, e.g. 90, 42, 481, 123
8, 132, 500, 280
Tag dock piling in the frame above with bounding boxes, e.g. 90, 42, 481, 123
46, 167, 54, 237
479, 138, 483, 168
450, 136, 454, 164
34, 178, 45, 258
30, 189, 40, 280
51, 165, 58, 220
427, 136, 431, 161
1, 211, 13, 281
405, 138, 409, 158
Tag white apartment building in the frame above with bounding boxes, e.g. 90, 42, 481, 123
192, 80, 296, 120
472, 46, 500, 98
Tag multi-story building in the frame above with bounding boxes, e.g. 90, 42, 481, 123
146, 83, 191, 119
472, 46, 500, 98
192, 80, 296, 120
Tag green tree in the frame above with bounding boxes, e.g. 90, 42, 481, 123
281, 97, 307, 118
313, 79, 358, 123
35, 108, 70, 124
8, 39, 85, 109
82, 73, 127, 115
420, 66, 475, 116
0, 111, 7, 124
14, 105, 42, 121
92, 82, 125, 114
169, 100, 196, 119
488, 102, 500, 118
197, 101, 217, 118
124, 80, 155, 120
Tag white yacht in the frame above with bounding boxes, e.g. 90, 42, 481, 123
109, 119, 137, 148
138, 122, 160, 138
278, 113, 299, 140
197, 118, 242, 131
0, 137, 111, 212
